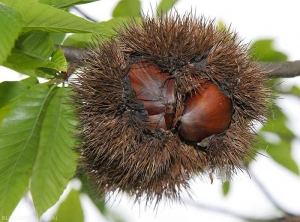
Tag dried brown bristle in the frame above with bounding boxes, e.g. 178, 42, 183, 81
73, 12, 272, 204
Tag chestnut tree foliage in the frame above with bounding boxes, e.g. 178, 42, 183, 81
0, 0, 299, 221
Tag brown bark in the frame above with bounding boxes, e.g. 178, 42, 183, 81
57, 45, 300, 78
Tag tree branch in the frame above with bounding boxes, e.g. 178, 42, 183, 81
57, 45, 300, 78
57, 45, 90, 64
260, 61, 300, 78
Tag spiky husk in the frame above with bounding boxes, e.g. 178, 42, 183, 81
73, 13, 271, 203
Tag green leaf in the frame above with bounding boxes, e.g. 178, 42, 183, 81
157, 0, 178, 15
112, 0, 141, 18
63, 33, 95, 48
35, 46, 68, 76
48, 46, 68, 71
55, 189, 84, 222
4, 51, 61, 78
31, 87, 79, 217
0, 77, 38, 111
63, 17, 138, 48
222, 181, 230, 196
0, 78, 38, 125
261, 107, 295, 141
4, 45, 67, 77
51, 33, 66, 45
217, 20, 226, 30
265, 140, 299, 175
258, 106, 298, 174
0, 102, 14, 126
35, 68, 58, 78
38, 0, 97, 8
0, 3, 22, 65
2, 0, 106, 33
289, 85, 300, 97
250, 39, 288, 62
4, 31, 54, 76
16, 31, 54, 60
0, 83, 56, 219
4, 49, 51, 77
21, 77, 39, 87
3, 54, 44, 77
0, 81, 29, 108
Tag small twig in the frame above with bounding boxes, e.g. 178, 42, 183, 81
72, 6, 99, 22
248, 168, 297, 217
57, 44, 300, 79
184, 199, 283, 221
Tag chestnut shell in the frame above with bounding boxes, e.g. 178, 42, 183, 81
74, 13, 271, 204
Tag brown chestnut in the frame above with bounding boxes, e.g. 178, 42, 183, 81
129, 61, 232, 141
129, 61, 175, 129
178, 81, 232, 142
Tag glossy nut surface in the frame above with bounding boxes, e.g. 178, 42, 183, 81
128, 60, 232, 142
129, 61, 175, 128
178, 81, 232, 141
